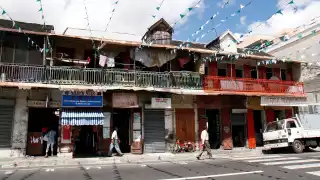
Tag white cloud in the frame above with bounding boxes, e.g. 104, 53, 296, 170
0, 0, 204, 41
246, 0, 320, 36
240, 16, 246, 25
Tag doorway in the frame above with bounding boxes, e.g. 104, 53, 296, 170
231, 113, 246, 148
175, 109, 195, 142
206, 109, 220, 149
253, 110, 263, 146
73, 125, 100, 157
112, 108, 131, 153
27, 108, 59, 156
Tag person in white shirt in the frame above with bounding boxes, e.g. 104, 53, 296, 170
197, 125, 212, 160
108, 127, 123, 157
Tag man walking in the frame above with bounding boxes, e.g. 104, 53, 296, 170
43, 128, 56, 158
108, 127, 123, 157
197, 125, 212, 160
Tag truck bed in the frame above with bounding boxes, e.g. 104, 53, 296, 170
301, 129, 320, 138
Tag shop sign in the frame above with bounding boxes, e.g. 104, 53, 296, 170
27, 100, 60, 108
112, 93, 138, 108
151, 98, 171, 109
61, 95, 103, 107
261, 96, 308, 106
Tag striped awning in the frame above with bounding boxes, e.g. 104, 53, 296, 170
61, 109, 104, 126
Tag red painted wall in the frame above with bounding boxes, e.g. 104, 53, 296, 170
243, 65, 251, 78
247, 109, 256, 149
227, 64, 236, 77
209, 62, 218, 76
285, 109, 293, 118
266, 109, 275, 123
258, 66, 266, 79
221, 108, 232, 150
198, 108, 207, 142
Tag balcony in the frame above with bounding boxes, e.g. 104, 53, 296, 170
0, 63, 203, 90
204, 76, 305, 96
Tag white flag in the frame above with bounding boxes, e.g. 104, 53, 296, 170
240, 4, 245, 9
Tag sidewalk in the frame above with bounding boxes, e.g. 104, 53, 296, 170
0, 148, 263, 169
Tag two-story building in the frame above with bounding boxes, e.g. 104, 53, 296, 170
0, 18, 305, 158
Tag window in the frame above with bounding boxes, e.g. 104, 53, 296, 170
236, 69, 243, 78
286, 121, 297, 128
266, 68, 273, 79
251, 68, 257, 79
218, 68, 227, 76
281, 69, 287, 81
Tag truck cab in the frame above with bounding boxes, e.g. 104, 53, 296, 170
263, 117, 319, 153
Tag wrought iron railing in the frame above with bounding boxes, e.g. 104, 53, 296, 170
0, 64, 203, 90
204, 76, 305, 95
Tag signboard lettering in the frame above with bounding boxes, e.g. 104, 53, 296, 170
261, 96, 307, 106
62, 95, 103, 107
151, 98, 171, 109
112, 93, 138, 108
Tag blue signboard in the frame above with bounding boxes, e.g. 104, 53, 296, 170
61, 95, 103, 107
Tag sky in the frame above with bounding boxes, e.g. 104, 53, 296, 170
0, 0, 319, 43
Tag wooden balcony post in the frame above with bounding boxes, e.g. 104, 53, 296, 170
227, 64, 235, 77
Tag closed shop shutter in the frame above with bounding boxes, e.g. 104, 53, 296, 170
144, 110, 165, 153
0, 99, 15, 148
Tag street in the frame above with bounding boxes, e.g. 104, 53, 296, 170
1, 152, 320, 180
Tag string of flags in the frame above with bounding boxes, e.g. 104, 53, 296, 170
35, 0, 52, 51
251, 16, 320, 52
0, 7, 48, 53
82, 0, 97, 52
237, 0, 295, 48
177, 0, 231, 48
99, 0, 120, 46
152, 0, 165, 19
194, 1, 253, 43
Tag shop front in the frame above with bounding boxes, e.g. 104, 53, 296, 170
172, 95, 195, 145
111, 92, 142, 154
143, 97, 171, 153
59, 91, 104, 157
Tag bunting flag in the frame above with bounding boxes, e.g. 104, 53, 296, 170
0, 7, 47, 53
99, 0, 120, 47
193, 0, 252, 43
83, 0, 96, 52
152, 0, 165, 19
36, 0, 51, 51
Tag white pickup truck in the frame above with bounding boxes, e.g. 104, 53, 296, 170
263, 114, 320, 153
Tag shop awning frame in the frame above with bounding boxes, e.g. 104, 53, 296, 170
61, 109, 104, 126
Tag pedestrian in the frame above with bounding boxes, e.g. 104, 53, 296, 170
197, 125, 212, 160
43, 128, 56, 158
108, 127, 123, 157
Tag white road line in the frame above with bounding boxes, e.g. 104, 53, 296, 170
232, 155, 283, 160
283, 163, 320, 169
248, 157, 300, 163
307, 171, 320, 176
262, 159, 320, 165
4, 171, 13, 175
158, 170, 264, 180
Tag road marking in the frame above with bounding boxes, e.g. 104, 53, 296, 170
4, 171, 12, 175
307, 171, 320, 176
262, 159, 320, 165
283, 163, 320, 169
85, 167, 91, 170
232, 155, 282, 160
248, 157, 300, 163
45, 169, 54, 172
179, 162, 188, 165
97, 167, 101, 169
158, 170, 264, 180
141, 164, 147, 167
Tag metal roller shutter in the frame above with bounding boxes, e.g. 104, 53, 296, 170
230, 114, 246, 125
0, 99, 15, 148
144, 109, 165, 153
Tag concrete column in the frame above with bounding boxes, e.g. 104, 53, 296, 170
11, 90, 29, 157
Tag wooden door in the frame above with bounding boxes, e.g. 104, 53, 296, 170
175, 109, 195, 142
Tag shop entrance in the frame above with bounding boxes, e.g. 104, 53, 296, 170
253, 110, 263, 146
112, 108, 131, 153
206, 109, 220, 149
73, 126, 101, 157
27, 108, 59, 156
231, 113, 246, 148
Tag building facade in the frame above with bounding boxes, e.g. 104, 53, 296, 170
0, 19, 305, 158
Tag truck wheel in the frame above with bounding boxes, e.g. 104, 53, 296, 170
292, 140, 304, 153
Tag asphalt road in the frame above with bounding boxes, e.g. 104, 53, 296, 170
1, 152, 320, 180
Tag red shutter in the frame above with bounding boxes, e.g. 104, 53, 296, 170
209, 62, 218, 76
247, 109, 256, 149
227, 64, 236, 77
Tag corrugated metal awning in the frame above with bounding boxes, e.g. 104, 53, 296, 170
61, 109, 104, 126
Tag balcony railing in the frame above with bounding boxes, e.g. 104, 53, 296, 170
204, 76, 305, 95
0, 64, 203, 90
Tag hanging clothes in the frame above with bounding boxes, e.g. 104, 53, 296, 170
134, 48, 176, 67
